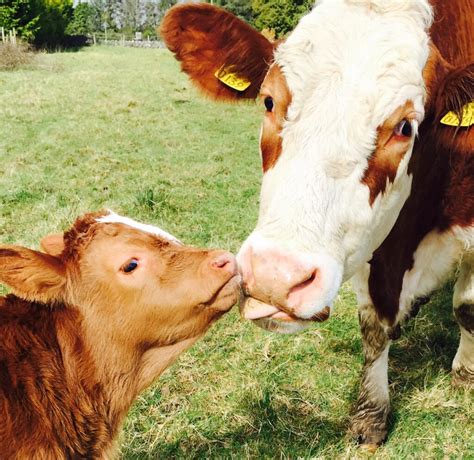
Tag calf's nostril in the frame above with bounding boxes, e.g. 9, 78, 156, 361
210, 252, 237, 274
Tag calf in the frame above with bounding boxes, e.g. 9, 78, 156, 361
0, 211, 240, 458
162, 0, 473, 448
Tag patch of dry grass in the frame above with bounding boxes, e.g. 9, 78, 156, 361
0, 41, 35, 70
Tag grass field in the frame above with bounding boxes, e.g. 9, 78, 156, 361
0, 46, 472, 459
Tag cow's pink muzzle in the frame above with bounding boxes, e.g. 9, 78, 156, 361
237, 234, 342, 333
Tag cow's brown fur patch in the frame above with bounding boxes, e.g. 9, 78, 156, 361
362, 101, 416, 204
368, 55, 473, 323
260, 64, 292, 172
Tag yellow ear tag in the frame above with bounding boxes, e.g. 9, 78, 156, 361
214, 66, 251, 92
440, 101, 474, 127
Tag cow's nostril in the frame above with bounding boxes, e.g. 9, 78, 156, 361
291, 270, 317, 293
286, 268, 320, 310
302, 270, 317, 287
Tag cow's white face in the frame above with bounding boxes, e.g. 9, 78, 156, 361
238, 0, 433, 331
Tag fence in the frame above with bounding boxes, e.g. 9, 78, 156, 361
91, 32, 164, 49
1, 27, 17, 44
0, 27, 164, 49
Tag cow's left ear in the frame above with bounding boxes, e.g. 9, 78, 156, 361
41, 233, 65, 257
435, 62, 474, 125
161, 3, 274, 101
0, 245, 66, 304
424, 45, 474, 124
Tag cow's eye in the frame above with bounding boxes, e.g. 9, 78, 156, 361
121, 258, 139, 273
394, 119, 412, 138
264, 96, 274, 112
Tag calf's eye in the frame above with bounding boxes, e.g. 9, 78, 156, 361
121, 258, 139, 273
264, 96, 274, 112
394, 119, 412, 138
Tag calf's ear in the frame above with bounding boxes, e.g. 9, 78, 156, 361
41, 233, 65, 257
160, 3, 274, 101
0, 245, 66, 304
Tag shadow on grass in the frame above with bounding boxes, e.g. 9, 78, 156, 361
136, 388, 347, 459
126, 284, 460, 459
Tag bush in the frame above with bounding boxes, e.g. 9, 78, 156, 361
0, 41, 34, 70
33, 0, 73, 48
65, 2, 98, 36
252, 0, 313, 37
0, 0, 73, 49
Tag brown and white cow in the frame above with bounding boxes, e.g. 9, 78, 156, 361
162, 0, 473, 447
0, 211, 240, 458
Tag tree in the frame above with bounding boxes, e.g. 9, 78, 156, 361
66, 2, 98, 35
212, 0, 253, 24
34, 0, 73, 47
252, 0, 313, 37
0, 0, 41, 42
0, 0, 73, 47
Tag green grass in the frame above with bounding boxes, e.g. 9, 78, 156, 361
0, 46, 472, 459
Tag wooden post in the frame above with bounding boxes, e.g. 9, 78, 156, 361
1, 27, 5, 43
12, 28, 16, 44
93, 33, 96, 45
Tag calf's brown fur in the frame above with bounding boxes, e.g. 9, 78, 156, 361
0, 211, 240, 458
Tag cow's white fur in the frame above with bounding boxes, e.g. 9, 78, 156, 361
97, 211, 182, 244
398, 228, 465, 323
365, 342, 390, 403
244, 0, 433, 318
452, 253, 474, 377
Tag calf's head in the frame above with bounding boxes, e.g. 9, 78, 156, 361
163, 1, 468, 332
0, 211, 240, 354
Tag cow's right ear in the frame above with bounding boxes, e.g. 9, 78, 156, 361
0, 245, 66, 304
160, 4, 274, 101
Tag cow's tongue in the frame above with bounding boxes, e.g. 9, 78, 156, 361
240, 297, 283, 320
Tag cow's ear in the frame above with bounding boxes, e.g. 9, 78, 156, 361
161, 4, 274, 101
41, 233, 65, 257
0, 245, 66, 304
434, 62, 474, 125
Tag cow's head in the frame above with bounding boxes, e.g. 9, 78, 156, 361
0, 211, 240, 346
162, 1, 469, 332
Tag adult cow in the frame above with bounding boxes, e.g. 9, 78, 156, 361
161, 0, 473, 448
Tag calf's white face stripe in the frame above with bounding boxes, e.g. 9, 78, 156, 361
97, 211, 182, 244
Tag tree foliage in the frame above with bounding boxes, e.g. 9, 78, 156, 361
205, 0, 314, 37
0, 0, 312, 47
66, 3, 100, 35
212, 0, 253, 23
252, 0, 313, 37
0, 0, 73, 47
0, 0, 41, 41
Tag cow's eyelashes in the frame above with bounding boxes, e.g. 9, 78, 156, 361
393, 119, 412, 138
264, 96, 274, 112
121, 258, 139, 273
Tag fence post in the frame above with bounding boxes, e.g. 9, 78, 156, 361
93, 33, 96, 45
1, 27, 5, 43
12, 28, 16, 44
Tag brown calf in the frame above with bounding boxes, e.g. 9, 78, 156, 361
0, 211, 240, 458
